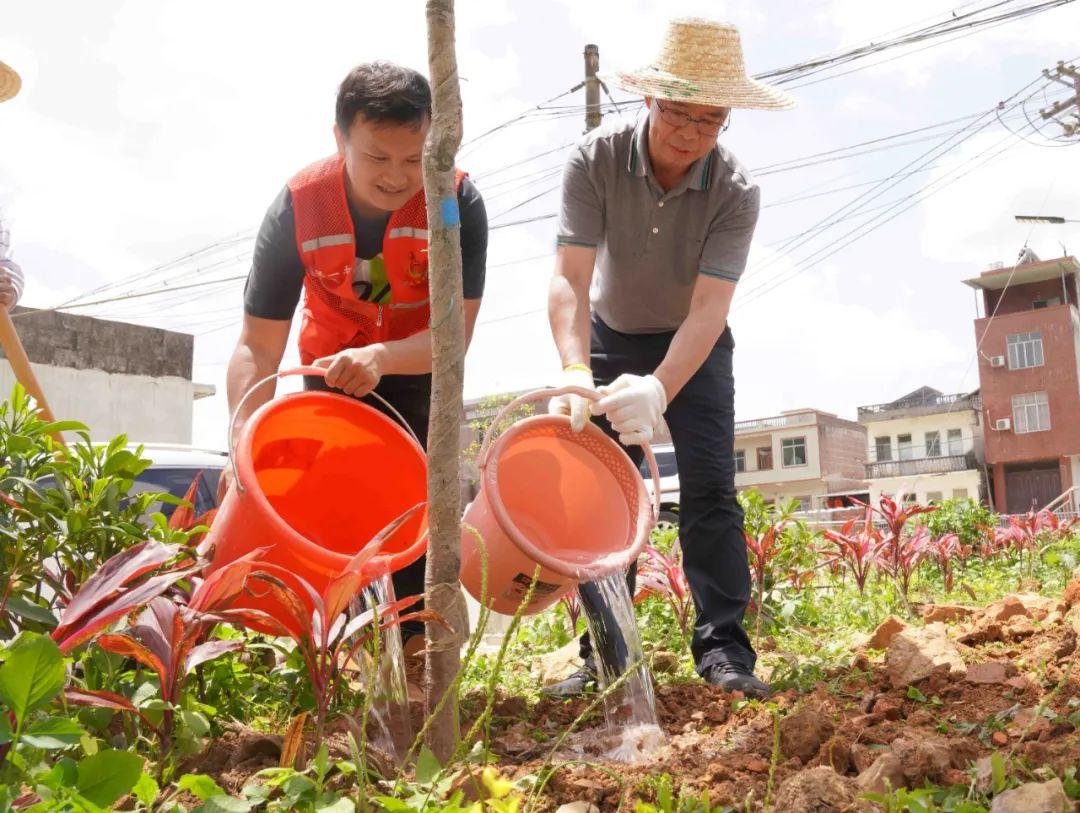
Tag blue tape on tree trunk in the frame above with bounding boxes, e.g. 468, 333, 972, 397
440, 196, 460, 228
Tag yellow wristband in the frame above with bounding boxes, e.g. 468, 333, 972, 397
563, 363, 592, 374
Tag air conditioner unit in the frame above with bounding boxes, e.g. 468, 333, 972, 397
994, 418, 1012, 431
989, 355, 1006, 368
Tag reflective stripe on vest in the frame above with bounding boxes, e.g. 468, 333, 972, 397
286, 155, 466, 365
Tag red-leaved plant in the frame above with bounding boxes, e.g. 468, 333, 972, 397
744, 518, 791, 640
634, 544, 693, 643
983, 509, 1073, 586
559, 591, 582, 636
208, 504, 445, 748
924, 532, 970, 593
91, 550, 270, 759
50, 540, 265, 759
872, 492, 938, 583
167, 472, 217, 551
50, 540, 198, 654
820, 505, 881, 594
878, 524, 929, 598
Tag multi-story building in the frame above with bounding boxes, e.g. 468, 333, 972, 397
963, 253, 1080, 513
733, 408, 868, 510
857, 387, 985, 505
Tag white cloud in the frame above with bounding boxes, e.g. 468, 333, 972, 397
920, 133, 1080, 266
731, 243, 972, 420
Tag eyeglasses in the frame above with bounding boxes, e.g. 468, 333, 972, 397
654, 100, 731, 136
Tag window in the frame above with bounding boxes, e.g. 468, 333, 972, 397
637, 451, 678, 479
734, 449, 745, 473
952, 488, 969, 500
793, 495, 812, 511
925, 431, 941, 457
947, 428, 963, 456
782, 437, 807, 467
902, 493, 917, 505
757, 446, 773, 471
926, 491, 943, 504
897, 434, 915, 461
874, 436, 892, 462
1033, 297, 1060, 310
1007, 332, 1044, 369
1012, 392, 1050, 433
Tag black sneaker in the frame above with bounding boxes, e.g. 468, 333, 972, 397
540, 665, 598, 699
703, 664, 771, 699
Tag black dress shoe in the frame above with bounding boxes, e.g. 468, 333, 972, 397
703, 664, 771, 699
540, 664, 598, 698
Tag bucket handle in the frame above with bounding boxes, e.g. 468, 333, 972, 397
227, 365, 423, 494
477, 386, 662, 524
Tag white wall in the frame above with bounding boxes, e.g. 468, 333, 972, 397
863, 409, 981, 461
869, 469, 983, 505
1, 362, 195, 444
736, 423, 822, 488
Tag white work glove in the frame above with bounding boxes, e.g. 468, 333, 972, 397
547, 365, 595, 432
592, 374, 668, 446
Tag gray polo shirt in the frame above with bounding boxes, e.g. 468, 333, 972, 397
557, 112, 759, 334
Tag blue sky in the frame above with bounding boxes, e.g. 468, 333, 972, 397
1, 0, 1078, 448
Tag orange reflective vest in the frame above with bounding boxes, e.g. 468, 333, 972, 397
287, 155, 465, 364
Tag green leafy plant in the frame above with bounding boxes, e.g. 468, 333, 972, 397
0, 632, 146, 809
923, 499, 997, 550
1, 385, 198, 637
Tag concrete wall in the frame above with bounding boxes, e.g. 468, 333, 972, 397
6, 307, 193, 378
0, 362, 196, 444
976, 303, 1080, 464
817, 416, 868, 482
869, 470, 983, 506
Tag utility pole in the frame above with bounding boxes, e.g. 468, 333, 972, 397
1040, 60, 1080, 138
584, 44, 601, 132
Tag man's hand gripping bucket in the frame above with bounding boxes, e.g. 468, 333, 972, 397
203, 366, 429, 631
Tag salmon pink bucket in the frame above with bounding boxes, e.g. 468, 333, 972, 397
203, 366, 428, 632
460, 386, 660, 616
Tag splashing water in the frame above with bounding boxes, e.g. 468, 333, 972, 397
359, 572, 413, 763
579, 570, 662, 763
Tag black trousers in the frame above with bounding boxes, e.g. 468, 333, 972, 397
577, 316, 756, 676
305, 373, 430, 638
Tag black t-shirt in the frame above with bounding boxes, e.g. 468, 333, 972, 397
244, 176, 487, 320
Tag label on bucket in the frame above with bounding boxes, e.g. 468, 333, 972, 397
501, 572, 562, 604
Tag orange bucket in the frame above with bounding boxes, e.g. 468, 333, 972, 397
204, 367, 428, 631
460, 387, 659, 616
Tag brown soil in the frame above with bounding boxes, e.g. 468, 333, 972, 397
189, 582, 1080, 811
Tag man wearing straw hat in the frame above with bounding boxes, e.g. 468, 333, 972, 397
1, 60, 26, 312
546, 19, 792, 700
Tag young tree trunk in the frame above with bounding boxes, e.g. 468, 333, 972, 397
422, 0, 468, 763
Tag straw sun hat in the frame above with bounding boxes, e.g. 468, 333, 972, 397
604, 18, 793, 111
0, 60, 21, 102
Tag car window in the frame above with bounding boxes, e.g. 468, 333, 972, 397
132, 468, 220, 518
37, 464, 224, 520
639, 451, 678, 479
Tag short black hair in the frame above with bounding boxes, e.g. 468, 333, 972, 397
336, 62, 431, 133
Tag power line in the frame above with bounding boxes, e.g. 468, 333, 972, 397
760, 0, 1074, 86
735, 118, 1058, 309
739, 74, 1054, 288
